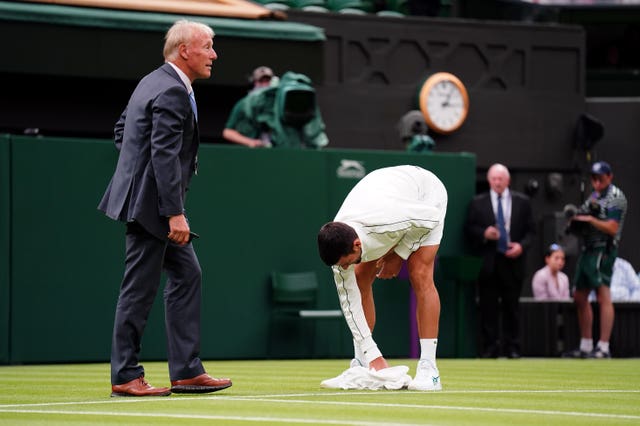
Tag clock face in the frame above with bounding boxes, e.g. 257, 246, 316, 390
419, 72, 469, 134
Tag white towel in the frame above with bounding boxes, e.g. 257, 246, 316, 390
320, 365, 412, 390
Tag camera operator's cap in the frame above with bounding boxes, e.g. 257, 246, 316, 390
591, 161, 612, 175
251, 66, 273, 82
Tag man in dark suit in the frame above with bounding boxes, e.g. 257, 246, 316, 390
99, 20, 231, 397
464, 163, 535, 358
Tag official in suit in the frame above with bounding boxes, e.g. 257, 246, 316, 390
98, 20, 231, 397
464, 163, 535, 358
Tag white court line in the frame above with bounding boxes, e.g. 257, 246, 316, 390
1, 390, 639, 421
0, 409, 429, 426
1, 388, 638, 409
240, 389, 640, 398
218, 397, 640, 421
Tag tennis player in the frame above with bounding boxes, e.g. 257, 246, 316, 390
317, 165, 447, 391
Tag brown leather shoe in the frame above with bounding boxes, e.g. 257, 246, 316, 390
170, 373, 232, 394
111, 376, 171, 397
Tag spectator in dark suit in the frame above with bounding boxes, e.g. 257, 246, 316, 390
99, 20, 231, 397
464, 163, 535, 358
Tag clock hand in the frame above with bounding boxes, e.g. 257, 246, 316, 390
441, 87, 456, 107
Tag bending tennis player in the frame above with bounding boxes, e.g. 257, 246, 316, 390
317, 165, 447, 391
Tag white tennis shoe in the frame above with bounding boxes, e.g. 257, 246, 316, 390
408, 360, 442, 391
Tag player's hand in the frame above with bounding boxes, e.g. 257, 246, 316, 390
376, 251, 403, 279
168, 214, 190, 245
369, 356, 389, 371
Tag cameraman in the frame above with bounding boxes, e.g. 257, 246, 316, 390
564, 161, 627, 359
222, 66, 276, 148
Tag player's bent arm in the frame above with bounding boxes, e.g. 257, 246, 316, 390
332, 266, 382, 363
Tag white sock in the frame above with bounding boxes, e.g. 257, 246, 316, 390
419, 338, 438, 368
597, 341, 609, 352
579, 338, 593, 352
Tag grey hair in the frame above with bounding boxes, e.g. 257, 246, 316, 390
487, 163, 510, 179
163, 20, 214, 61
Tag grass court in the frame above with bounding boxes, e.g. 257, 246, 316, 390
1, 358, 639, 425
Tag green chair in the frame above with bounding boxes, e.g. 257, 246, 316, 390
326, 0, 373, 13
252, 0, 292, 10
291, 0, 329, 11
376, 10, 405, 17
268, 271, 342, 358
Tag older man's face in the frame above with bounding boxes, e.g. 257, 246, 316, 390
487, 167, 510, 195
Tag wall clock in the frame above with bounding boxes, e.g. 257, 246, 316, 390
418, 72, 469, 135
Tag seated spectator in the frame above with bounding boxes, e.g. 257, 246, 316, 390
531, 243, 570, 300
610, 257, 640, 301
222, 66, 276, 148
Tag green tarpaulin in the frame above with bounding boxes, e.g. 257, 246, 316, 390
0, 1, 325, 41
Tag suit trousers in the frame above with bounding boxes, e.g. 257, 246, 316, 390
110, 222, 205, 385
477, 254, 523, 354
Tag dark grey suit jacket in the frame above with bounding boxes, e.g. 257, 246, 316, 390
464, 190, 535, 276
98, 63, 199, 240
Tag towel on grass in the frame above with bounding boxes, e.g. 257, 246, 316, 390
320, 365, 411, 390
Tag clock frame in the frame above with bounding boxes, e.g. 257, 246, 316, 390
418, 72, 469, 135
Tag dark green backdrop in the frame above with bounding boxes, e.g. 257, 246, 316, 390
0, 135, 476, 364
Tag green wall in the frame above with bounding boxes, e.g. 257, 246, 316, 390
0, 135, 10, 364
1, 135, 476, 364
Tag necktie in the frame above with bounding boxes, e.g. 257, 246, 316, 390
189, 91, 198, 121
496, 195, 508, 253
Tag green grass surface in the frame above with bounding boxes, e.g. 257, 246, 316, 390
1, 358, 639, 425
